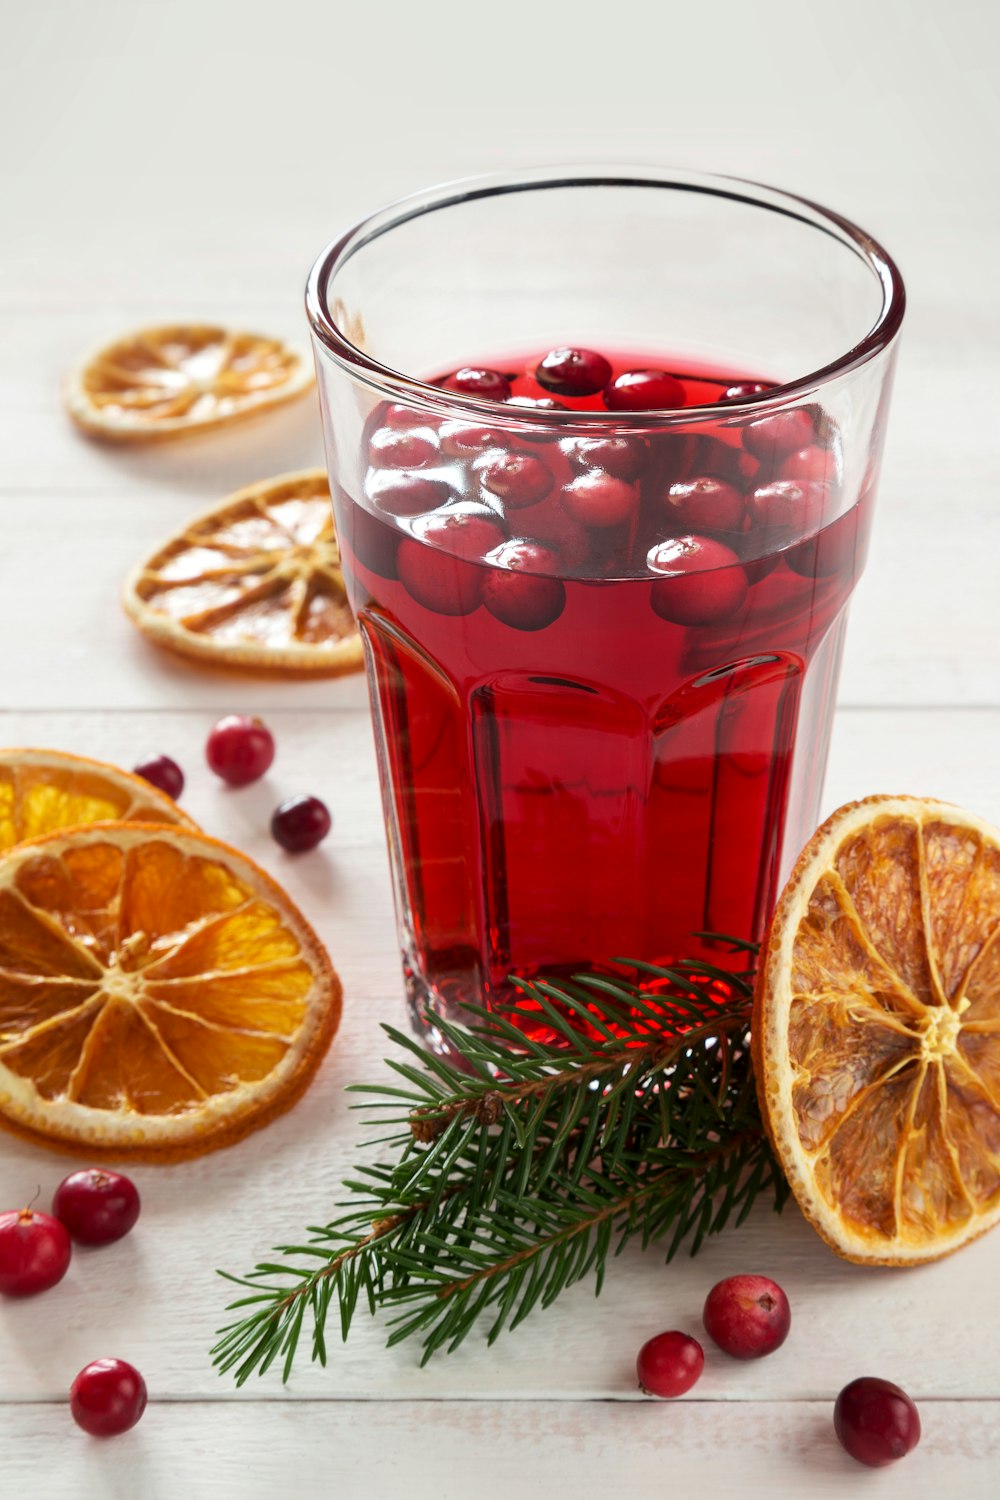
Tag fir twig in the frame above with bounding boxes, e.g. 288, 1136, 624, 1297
213, 951, 787, 1381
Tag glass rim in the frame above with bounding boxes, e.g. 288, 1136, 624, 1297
305, 165, 906, 427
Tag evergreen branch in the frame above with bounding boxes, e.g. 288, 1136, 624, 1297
213, 951, 787, 1381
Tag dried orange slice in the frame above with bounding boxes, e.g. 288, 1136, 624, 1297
122, 470, 362, 676
754, 795, 1000, 1265
0, 822, 340, 1160
65, 324, 313, 443
0, 748, 195, 853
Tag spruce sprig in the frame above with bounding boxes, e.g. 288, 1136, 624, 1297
213, 947, 787, 1381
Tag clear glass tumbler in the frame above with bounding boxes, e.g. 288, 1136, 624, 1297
306, 167, 904, 1049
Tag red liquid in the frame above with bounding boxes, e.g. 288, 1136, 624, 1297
331, 350, 872, 1043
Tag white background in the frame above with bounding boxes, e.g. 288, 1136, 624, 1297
1, 0, 999, 1494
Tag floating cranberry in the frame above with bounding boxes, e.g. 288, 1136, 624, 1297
53, 1170, 140, 1247
662, 476, 744, 534
604, 369, 685, 411
741, 407, 816, 460
562, 472, 639, 528
721, 380, 774, 402
482, 540, 566, 631
397, 538, 483, 615
779, 444, 833, 485
834, 1377, 921, 1468
345, 502, 400, 578
441, 368, 513, 401
747, 479, 828, 539
381, 402, 440, 430
206, 715, 275, 787
480, 453, 553, 508
409, 506, 506, 560
519, 498, 591, 572
536, 346, 613, 398
132, 755, 184, 801
505, 396, 567, 413
702, 1275, 791, 1359
439, 423, 512, 459
70, 1359, 147, 1438
648, 535, 748, 625
569, 436, 647, 481
0, 1208, 71, 1296
271, 795, 332, 853
369, 473, 453, 518
368, 427, 438, 470
786, 506, 860, 580
636, 1331, 705, 1398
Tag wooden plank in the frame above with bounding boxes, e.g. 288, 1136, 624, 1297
0, 1400, 997, 1499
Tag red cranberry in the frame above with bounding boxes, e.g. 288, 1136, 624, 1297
397, 538, 483, 615
345, 502, 399, 579
505, 396, 567, 413
569, 436, 647, 481
604, 369, 685, 411
786, 505, 861, 580
206, 715, 275, 787
480, 453, 553, 508
636, 1331, 704, 1398
702, 1275, 791, 1359
779, 444, 833, 485
53, 1170, 140, 1247
834, 1377, 921, 1468
409, 506, 506, 560
369, 473, 453, 518
482, 540, 566, 631
441, 368, 513, 401
368, 427, 438, 470
536, 346, 612, 398
662, 476, 744, 534
0, 1208, 71, 1296
562, 472, 639, 528
132, 755, 184, 801
748, 479, 828, 539
741, 407, 816, 460
721, 380, 774, 401
439, 423, 512, 459
648, 535, 748, 625
70, 1359, 147, 1438
271, 794, 332, 853
519, 498, 591, 572
381, 402, 440, 430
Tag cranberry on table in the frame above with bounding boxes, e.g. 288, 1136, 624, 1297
480, 453, 553, 508
648, 535, 749, 625
271, 795, 332, 853
132, 755, 184, 801
206, 715, 275, 787
603, 369, 686, 411
834, 1377, 921, 1468
636, 1331, 705, 1398
535, 346, 613, 398
369, 473, 453, 518
482, 540, 566, 631
702, 1275, 791, 1359
53, 1170, 140, 1247
367, 427, 438, 470
741, 407, 816, 460
441, 367, 513, 401
779, 444, 833, 485
569, 435, 647, 481
70, 1359, 147, 1438
0, 1208, 72, 1296
662, 476, 745, 535
562, 472, 639, 528
721, 380, 774, 402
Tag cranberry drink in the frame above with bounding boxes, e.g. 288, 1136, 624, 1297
332, 348, 872, 1040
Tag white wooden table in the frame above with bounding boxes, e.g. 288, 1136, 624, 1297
2, 1, 999, 1494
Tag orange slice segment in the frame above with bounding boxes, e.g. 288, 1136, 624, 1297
122, 470, 362, 676
65, 324, 313, 443
754, 795, 1000, 1264
0, 822, 340, 1160
0, 748, 196, 853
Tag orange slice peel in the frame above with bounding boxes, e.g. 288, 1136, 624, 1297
0, 748, 195, 853
65, 324, 313, 443
754, 794, 1000, 1265
0, 821, 341, 1160
122, 469, 362, 676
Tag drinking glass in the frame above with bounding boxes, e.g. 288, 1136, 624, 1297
306, 167, 905, 1050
